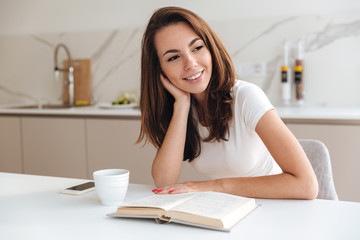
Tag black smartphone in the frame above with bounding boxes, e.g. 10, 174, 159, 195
60, 181, 95, 195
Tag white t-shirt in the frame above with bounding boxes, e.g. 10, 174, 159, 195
189, 80, 282, 179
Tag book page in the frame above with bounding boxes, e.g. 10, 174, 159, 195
120, 193, 197, 211
169, 192, 254, 219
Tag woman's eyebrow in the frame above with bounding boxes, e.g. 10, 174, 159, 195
162, 37, 202, 57
189, 37, 202, 47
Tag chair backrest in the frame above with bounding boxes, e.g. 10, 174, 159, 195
298, 139, 338, 200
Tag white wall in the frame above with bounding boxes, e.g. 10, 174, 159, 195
1, 0, 360, 36
0, 0, 360, 107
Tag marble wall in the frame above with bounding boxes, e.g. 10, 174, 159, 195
0, 12, 359, 107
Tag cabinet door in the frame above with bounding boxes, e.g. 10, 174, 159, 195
86, 119, 210, 184
287, 123, 360, 202
22, 117, 87, 178
86, 119, 155, 184
0, 116, 22, 173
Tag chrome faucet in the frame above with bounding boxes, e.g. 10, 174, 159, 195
54, 43, 74, 106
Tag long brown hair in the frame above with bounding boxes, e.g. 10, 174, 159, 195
137, 6, 235, 161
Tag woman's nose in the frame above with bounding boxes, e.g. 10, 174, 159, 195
183, 54, 197, 70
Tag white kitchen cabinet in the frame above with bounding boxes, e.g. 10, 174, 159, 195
22, 117, 87, 178
286, 123, 360, 202
0, 116, 22, 173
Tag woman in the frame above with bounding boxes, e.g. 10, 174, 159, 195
137, 6, 318, 199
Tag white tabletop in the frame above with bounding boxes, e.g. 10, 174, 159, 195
1, 172, 359, 240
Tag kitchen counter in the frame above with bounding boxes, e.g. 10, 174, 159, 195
0, 104, 141, 118
1, 104, 360, 123
276, 106, 360, 124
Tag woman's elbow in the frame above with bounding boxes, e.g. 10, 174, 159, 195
151, 170, 178, 188
302, 175, 319, 200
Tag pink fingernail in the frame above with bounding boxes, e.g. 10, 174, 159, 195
169, 190, 174, 194
152, 189, 158, 193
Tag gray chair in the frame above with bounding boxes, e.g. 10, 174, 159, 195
298, 139, 338, 200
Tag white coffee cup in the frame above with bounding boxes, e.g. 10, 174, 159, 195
93, 169, 130, 206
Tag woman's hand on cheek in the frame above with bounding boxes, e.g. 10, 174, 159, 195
160, 74, 190, 106
152, 181, 213, 195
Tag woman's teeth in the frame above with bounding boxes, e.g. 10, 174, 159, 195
185, 71, 202, 80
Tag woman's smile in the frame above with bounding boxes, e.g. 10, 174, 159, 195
183, 70, 204, 81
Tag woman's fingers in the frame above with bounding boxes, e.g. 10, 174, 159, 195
159, 74, 190, 104
159, 74, 178, 96
153, 183, 182, 194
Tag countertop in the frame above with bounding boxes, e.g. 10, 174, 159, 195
276, 106, 360, 124
0, 103, 141, 118
1, 103, 360, 123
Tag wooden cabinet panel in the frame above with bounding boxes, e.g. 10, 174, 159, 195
6, 114, 357, 201
0, 116, 22, 173
86, 119, 155, 184
86, 119, 210, 184
22, 117, 87, 178
287, 123, 360, 202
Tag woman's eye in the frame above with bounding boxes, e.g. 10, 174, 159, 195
194, 45, 203, 51
167, 55, 179, 62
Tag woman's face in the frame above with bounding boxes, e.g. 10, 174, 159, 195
154, 22, 212, 99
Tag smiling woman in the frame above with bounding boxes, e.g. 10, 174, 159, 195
137, 6, 318, 200
139, 7, 235, 157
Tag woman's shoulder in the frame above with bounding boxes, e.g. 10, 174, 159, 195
232, 80, 274, 130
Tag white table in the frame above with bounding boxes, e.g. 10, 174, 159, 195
1, 172, 359, 240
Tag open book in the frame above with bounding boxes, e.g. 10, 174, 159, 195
109, 191, 258, 231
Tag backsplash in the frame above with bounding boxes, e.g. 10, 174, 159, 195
0, 13, 359, 107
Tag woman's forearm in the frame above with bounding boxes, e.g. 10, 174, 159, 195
152, 102, 190, 187
213, 172, 318, 200
153, 171, 317, 200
